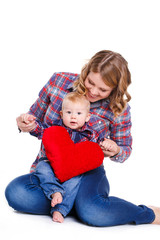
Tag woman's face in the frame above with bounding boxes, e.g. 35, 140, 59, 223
84, 72, 113, 102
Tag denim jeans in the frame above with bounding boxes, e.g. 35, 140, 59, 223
5, 165, 155, 226
34, 161, 82, 216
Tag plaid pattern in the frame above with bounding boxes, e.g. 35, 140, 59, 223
29, 72, 132, 171
52, 119, 100, 144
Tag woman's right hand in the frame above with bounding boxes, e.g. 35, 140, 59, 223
16, 113, 36, 132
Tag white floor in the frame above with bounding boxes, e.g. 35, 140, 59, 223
1, 200, 160, 240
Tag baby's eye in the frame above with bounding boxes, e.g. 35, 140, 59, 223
67, 111, 71, 114
77, 112, 82, 115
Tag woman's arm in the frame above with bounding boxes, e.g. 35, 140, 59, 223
103, 104, 132, 163
17, 73, 57, 139
28, 75, 57, 139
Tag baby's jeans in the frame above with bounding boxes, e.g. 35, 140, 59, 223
34, 160, 82, 217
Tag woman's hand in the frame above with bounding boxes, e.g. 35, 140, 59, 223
99, 138, 120, 157
16, 113, 36, 132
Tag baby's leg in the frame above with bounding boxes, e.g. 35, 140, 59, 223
50, 175, 83, 222
52, 211, 64, 223
51, 192, 63, 207
34, 161, 65, 200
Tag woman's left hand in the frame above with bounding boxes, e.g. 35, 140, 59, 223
99, 138, 120, 157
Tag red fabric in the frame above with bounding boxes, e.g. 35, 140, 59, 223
42, 126, 104, 182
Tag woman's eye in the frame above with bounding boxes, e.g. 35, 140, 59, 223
101, 89, 107, 93
88, 79, 94, 85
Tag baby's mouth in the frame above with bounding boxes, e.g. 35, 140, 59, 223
70, 121, 77, 125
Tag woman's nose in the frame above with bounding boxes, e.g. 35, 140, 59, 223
91, 87, 98, 96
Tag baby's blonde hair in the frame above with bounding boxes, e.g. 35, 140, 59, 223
62, 92, 90, 112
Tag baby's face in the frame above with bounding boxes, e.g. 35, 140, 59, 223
61, 100, 90, 130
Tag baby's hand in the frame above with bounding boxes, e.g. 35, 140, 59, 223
21, 113, 36, 124
100, 138, 114, 151
16, 113, 36, 132
99, 138, 120, 157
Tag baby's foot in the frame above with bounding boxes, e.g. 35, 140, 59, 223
52, 211, 64, 223
51, 192, 63, 207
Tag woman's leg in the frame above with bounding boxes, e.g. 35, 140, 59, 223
5, 173, 51, 215
74, 165, 155, 227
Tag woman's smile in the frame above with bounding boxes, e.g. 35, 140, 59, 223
87, 91, 99, 100
84, 72, 113, 103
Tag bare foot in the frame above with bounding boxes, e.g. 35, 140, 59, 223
51, 192, 63, 207
148, 206, 160, 224
52, 211, 64, 223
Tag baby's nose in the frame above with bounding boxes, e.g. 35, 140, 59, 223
71, 114, 76, 119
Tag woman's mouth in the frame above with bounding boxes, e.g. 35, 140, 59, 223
87, 91, 98, 99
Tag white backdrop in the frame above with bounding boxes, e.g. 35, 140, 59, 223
0, 0, 160, 238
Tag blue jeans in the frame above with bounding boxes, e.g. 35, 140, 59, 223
34, 161, 82, 217
5, 165, 155, 226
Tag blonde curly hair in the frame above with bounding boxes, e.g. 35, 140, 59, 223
74, 50, 131, 117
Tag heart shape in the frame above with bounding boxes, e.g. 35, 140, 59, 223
42, 126, 104, 182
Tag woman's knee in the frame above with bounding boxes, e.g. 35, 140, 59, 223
5, 174, 31, 210
5, 174, 51, 214
5, 174, 39, 212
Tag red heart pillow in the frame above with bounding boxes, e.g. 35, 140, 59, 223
42, 126, 104, 182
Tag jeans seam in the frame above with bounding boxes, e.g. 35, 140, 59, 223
97, 174, 108, 196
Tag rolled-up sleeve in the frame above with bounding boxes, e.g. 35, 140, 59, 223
110, 104, 132, 163
28, 73, 57, 139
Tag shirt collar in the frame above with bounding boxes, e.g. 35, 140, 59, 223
90, 99, 110, 109
79, 122, 93, 134
67, 82, 74, 91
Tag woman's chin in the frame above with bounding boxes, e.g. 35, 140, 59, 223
86, 93, 99, 102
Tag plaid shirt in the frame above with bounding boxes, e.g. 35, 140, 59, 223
29, 72, 132, 171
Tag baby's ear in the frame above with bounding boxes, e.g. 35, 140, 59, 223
86, 113, 91, 122
60, 110, 63, 118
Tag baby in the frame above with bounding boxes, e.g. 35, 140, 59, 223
50, 92, 91, 222
22, 92, 112, 223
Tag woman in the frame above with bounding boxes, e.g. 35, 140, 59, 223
5, 50, 160, 226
